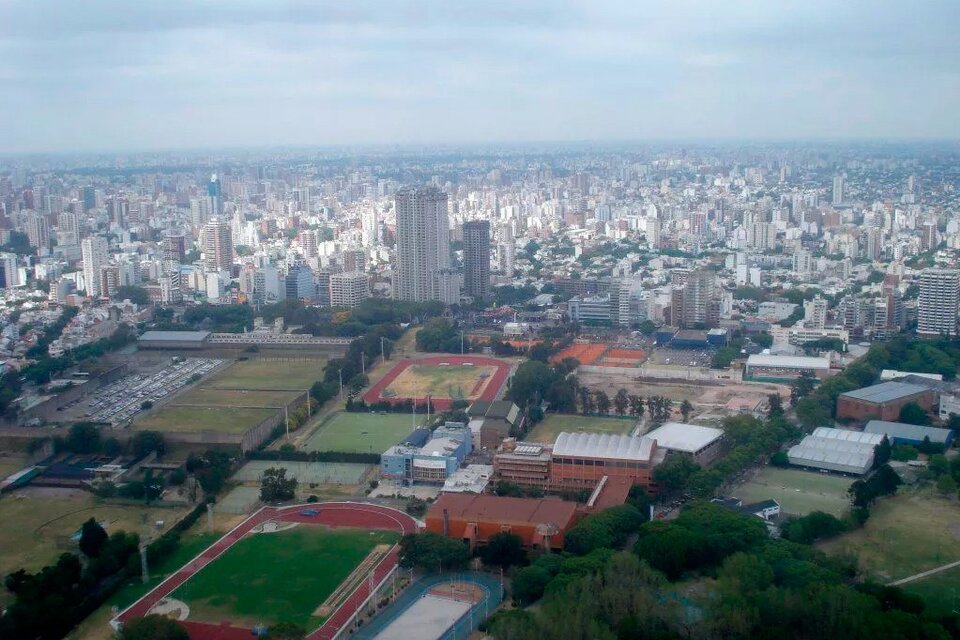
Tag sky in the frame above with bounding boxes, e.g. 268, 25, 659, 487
1, 0, 959, 153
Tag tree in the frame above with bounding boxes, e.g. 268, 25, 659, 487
480, 532, 527, 569
119, 615, 189, 640
898, 401, 930, 426
613, 389, 629, 416
936, 474, 957, 495
579, 386, 594, 415
399, 532, 469, 572
260, 467, 298, 503
790, 371, 817, 404
679, 399, 693, 422
267, 623, 307, 640
79, 518, 108, 558
767, 393, 784, 418
771, 451, 789, 467
131, 431, 165, 458
628, 394, 645, 418
594, 390, 611, 415
66, 422, 101, 453
511, 565, 552, 605
652, 455, 700, 494
114, 285, 150, 306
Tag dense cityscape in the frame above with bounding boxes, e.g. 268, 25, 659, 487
3, 2, 960, 640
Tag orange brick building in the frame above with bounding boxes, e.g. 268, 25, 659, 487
425, 493, 579, 550
836, 381, 936, 422
549, 432, 665, 491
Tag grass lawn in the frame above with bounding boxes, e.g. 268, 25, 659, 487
731, 466, 853, 516
173, 526, 399, 628
527, 413, 636, 444
232, 461, 371, 485
135, 405, 277, 434
172, 387, 301, 408
303, 412, 417, 454
210, 359, 326, 390
385, 364, 496, 401
0, 490, 187, 606
0, 453, 28, 479
819, 490, 960, 584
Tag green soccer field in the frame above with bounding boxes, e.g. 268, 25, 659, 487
303, 412, 419, 454
526, 413, 636, 444
134, 405, 277, 434
172, 526, 399, 628
732, 466, 854, 516
210, 359, 326, 390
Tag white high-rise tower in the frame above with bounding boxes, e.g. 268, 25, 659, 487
393, 186, 452, 303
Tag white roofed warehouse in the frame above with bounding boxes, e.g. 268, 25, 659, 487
787, 427, 885, 475
645, 422, 725, 466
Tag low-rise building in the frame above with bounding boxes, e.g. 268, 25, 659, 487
836, 381, 936, 422
787, 427, 884, 475
550, 432, 665, 491
863, 420, 954, 447
744, 354, 831, 382
644, 422, 725, 466
380, 423, 472, 484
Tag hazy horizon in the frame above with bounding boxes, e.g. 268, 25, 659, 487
2, 1, 959, 154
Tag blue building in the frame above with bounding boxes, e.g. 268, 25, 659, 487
864, 420, 954, 447
380, 422, 472, 485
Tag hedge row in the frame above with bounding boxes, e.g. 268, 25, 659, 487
246, 450, 381, 464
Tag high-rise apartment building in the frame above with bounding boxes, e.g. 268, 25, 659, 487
462, 220, 490, 300
672, 269, 719, 328
918, 269, 960, 337
203, 219, 234, 273
0, 253, 18, 289
299, 230, 318, 259
804, 295, 829, 330
25, 213, 49, 251
330, 271, 371, 308
832, 174, 845, 205
81, 236, 109, 297
162, 233, 187, 262
57, 211, 80, 246
393, 186, 452, 303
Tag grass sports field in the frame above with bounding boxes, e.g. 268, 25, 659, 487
384, 364, 496, 402
527, 413, 636, 444
819, 490, 960, 586
0, 489, 187, 606
732, 466, 853, 516
232, 461, 371, 485
303, 412, 417, 454
171, 387, 301, 408
209, 359, 325, 390
172, 526, 399, 628
135, 405, 277, 434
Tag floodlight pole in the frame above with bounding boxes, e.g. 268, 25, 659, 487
139, 543, 149, 584
285, 405, 290, 439
381, 336, 386, 361
461, 331, 464, 354
338, 368, 344, 399
361, 353, 366, 375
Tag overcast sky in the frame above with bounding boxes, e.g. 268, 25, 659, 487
1, 1, 959, 153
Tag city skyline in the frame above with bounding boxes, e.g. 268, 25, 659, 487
2, 1, 959, 154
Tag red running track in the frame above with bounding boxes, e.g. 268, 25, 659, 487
362, 355, 512, 411
113, 502, 418, 640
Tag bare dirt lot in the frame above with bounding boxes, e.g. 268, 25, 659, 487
577, 371, 787, 409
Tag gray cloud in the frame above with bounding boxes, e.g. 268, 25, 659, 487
1, 0, 958, 153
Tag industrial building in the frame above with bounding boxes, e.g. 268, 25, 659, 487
744, 354, 831, 382
380, 423, 472, 484
550, 432, 664, 490
425, 493, 579, 550
644, 422, 725, 466
863, 420, 954, 447
787, 427, 885, 475
137, 330, 211, 350
836, 381, 936, 422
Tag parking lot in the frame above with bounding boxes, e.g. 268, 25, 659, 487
62, 358, 224, 425
648, 348, 713, 367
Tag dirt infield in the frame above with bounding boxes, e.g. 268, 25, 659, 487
363, 356, 511, 411
428, 582, 485, 603
114, 502, 417, 640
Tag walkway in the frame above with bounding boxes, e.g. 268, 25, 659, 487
887, 558, 960, 586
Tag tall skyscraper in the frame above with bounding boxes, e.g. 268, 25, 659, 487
285, 264, 315, 301
393, 186, 452, 303
25, 213, 49, 251
462, 220, 490, 300
80, 186, 97, 212
0, 253, 18, 289
832, 174, 845, 205
672, 269, 719, 328
203, 219, 234, 273
81, 236, 109, 297
918, 268, 960, 337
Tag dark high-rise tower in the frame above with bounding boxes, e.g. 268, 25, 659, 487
462, 220, 490, 300
208, 173, 222, 215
